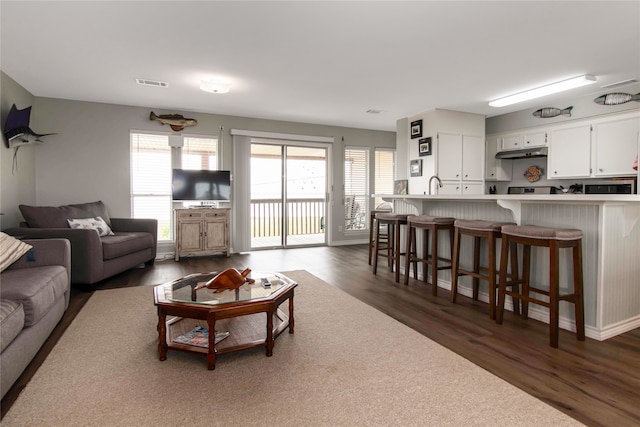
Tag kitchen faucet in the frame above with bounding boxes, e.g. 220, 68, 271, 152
428, 175, 442, 195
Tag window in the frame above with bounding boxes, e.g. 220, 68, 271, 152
130, 133, 221, 242
130, 133, 172, 241
344, 147, 369, 231
182, 137, 218, 170
374, 149, 395, 209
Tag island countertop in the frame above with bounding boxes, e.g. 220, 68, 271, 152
374, 193, 640, 203
373, 192, 640, 342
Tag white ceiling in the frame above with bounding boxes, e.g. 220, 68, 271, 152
1, 1, 639, 132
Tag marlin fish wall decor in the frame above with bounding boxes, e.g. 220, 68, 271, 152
594, 92, 640, 106
150, 112, 198, 131
532, 106, 573, 118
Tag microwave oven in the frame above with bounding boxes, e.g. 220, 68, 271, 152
584, 179, 636, 195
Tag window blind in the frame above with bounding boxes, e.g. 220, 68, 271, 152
374, 149, 395, 209
344, 147, 369, 230
130, 132, 172, 240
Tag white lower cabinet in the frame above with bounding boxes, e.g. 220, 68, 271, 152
438, 181, 484, 195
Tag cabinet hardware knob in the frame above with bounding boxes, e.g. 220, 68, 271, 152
554, 171, 558, 174
599, 168, 603, 172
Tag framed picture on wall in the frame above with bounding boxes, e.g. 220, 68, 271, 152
410, 120, 423, 139
418, 137, 432, 156
394, 180, 408, 195
410, 159, 422, 177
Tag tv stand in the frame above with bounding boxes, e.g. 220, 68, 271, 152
174, 208, 230, 261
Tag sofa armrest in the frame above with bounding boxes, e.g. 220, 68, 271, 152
110, 218, 158, 259
4, 227, 103, 284
6, 238, 71, 272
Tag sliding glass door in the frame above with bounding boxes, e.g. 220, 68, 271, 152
250, 141, 327, 249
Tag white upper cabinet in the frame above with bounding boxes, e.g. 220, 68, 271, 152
592, 112, 640, 177
462, 135, 485, 181
485, 135, 512, 181
522, 131, 547, 147
436, 132, 485, 194
548, 124, 592, 178
437, 132, 462, 181
500, 131, 546, 150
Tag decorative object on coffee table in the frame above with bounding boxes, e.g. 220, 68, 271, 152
195, 267, 255, 292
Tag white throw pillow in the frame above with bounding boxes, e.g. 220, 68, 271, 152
67, 216, 114, 237
0, 232, 33, 272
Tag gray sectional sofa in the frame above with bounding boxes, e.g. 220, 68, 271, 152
0, 238, 71, 399
5, 201, 157, 286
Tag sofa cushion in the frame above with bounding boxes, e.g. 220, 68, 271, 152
0, 266, 68, 326
0, 299, 24, 352
19, 201, 111, 229
0, 232, 33, 273
67, 216, 114, 236
101, 232, 154, 261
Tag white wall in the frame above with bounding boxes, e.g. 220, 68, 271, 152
9, 96, 395, 248
0, 72, 36, 228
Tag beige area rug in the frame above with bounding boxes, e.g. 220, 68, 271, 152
2, 270, 582, 426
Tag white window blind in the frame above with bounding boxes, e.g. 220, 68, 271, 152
374, 149, 395, 209
182, 136, 218, 170
130, 132, 172, 241
344, 147, 369, 231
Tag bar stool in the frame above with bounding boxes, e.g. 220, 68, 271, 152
368, 208, 392, 265
403, 215, 455, 296
450, 219, 517, 320
496, 225, 585, 348
372, 213, 410, 282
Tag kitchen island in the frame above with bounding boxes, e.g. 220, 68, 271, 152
376, 193, 640, 340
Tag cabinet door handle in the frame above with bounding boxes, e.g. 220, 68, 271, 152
554, 171, 558, 174
599, 168, 603, 172
464, 174, 468, 178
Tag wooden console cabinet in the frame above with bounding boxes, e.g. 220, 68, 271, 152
174, 208, 230, 261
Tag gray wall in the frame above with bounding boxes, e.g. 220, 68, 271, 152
486, 82, 640, 134
1, 72, 36, 228
0, 75, 395, 246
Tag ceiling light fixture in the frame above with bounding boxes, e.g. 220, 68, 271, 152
489, 74, 596, 107
200, 79, 231, 94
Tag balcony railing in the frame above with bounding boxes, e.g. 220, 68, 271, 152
251, 198, 325, 238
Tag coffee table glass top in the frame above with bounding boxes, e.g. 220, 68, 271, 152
157, 271, 295, 306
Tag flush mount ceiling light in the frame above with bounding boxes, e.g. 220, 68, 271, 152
200, 79, 232, 94
489, 74, 596, 107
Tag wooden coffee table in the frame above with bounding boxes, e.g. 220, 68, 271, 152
153, 271, 297, 370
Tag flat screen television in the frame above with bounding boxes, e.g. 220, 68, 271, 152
172, 169, 231, 201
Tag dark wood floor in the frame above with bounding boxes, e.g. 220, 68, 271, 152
3, 245, 639, 425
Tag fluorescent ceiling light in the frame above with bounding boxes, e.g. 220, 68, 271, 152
200, 79, 231, 94
489, 75, 596, 107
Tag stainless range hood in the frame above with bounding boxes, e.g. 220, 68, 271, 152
495, 146, 548, 160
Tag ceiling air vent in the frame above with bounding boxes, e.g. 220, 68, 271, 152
136, 78, 168, 88
366, 109, 386, 114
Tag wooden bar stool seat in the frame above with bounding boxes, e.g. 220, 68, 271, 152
496, 224, 586, 348
368, 208, 392, 265
373, 213, 411, 282
450, 219, 517, 319
403, 215, 455, 296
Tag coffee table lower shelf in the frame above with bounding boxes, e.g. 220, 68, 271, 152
165, 308, 290, 359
